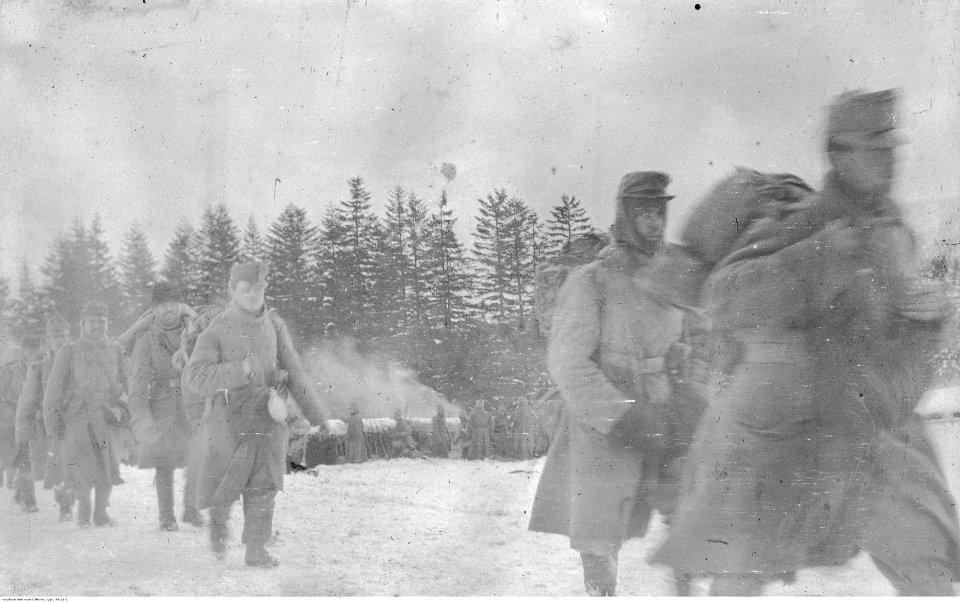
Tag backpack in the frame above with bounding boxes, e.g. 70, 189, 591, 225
533, 232, 610, 336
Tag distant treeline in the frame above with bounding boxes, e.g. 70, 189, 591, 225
0, 177, 596, 404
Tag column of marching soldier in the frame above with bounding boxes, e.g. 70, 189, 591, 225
1, 88, 959, 593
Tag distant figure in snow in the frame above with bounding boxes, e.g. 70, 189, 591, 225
344, 404, 367, 464
511, 396, 538, 461
492, 402, 511, 458
428, 404, 452, 458
467, 400, 493, 461
390, 409, 418, 458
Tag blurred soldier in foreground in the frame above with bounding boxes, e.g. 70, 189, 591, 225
529, 172, 708, 596
428, 404, 452, 458
128, 282, 195, 531
3, 336, 43, 509
651, 89, 959, 595
15, 321, 71, 516
187, 262, 327, 568
44, 301, 129, 527
344, 404, 367, 463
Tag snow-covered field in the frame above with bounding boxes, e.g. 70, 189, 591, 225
0, 455, 914, 596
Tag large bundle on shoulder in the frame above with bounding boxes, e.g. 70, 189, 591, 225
648, 167, 814, 308
534, 232, 610, 336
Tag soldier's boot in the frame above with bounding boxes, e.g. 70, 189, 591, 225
54, 485, 75, 522
242, 489, 279, 568
16, 474, 38, 512
76, 487, 92, 528
155, 467, 178, 531
580, 552, 618, 596
92, 484, 115, 527
182, 507, 206, 528
209, 504, 231, 560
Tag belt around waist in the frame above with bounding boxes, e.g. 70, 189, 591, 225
741, 342, 808, 364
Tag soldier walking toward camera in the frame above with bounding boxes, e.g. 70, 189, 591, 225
3, 336, 43, 509
43, 301, 129, 527
128, 282, 196, 532
528, 172, 708, 596
651, 89, 960, 595
186, 262, 327, 568
15, 321, 71, 516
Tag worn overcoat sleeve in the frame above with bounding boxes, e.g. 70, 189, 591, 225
42, 346, 71, 439
127, 335, 156, 439
547, 266, 629, 435
15, 362, 43, 446
185, 320, 248, 397
273, 312, 325, 426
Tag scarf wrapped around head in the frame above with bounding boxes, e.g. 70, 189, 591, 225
647, 167, 814, 308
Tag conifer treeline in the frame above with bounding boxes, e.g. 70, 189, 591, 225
0, 179, 596, 404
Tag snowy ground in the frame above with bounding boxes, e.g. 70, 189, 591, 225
0, 453, 914, 596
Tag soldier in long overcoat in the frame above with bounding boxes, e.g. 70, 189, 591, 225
3, 335, 43, 509
15, 320, 70, 516
175, 294, 226, 528
428, 404, 452, 458
390, 409, 418, 458
186, 262, 327, 568
344, 404, 367, 463
492, 403, 511, 459
511, 396, 538, 460
43, 301, 129, 527
128, 282, 195, 531
651, 89, 960, 595
528, 171, 708, 596
467, 400, 493, 460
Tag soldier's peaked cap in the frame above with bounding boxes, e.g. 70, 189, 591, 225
229, 261, 269, 289
617, 171, 674, 205
80, 300, 109, 319
151, 281, 182, 305
827, 88, 906, 149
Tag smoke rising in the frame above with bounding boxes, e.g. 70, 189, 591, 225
303, 336, 457, 421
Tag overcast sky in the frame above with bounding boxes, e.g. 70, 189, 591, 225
1, 0, 958, 284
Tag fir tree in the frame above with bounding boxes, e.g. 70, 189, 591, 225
240, 215, 267, 263
317, 204, 349, 333
336, 177, 380, 337
85, 215, 123, 325
404, 191, 431, 336
380, 185, 409, 336
425, 190, 473, 331
161, 222, 204, 306
118, 223, 157, 321
503, 198, 536, 330
197, 204, 241, 300
545, 194, 594, 256
472, 189, 513, 324
9, 260, 54, 339
266, 204, 320, 339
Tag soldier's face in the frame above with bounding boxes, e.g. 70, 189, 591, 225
232, 280, 266, 314
21, 347, 42, 364
82, 317, 108, 338
155, 301, 180, 324
833, 145, 897, 195
632, 205, 666, 245
47, 331, 70, 351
